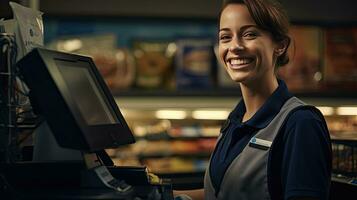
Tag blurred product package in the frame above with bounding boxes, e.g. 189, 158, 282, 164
47, 33, 135, 91
9, 2, 44, 61
331, 141, 357, 177
277, 26, 322, 92
175, 38, 215, 89
323, 28, 357, 90
132, 40, 176, 90
2, 2, 43, 117
0, 19, 15, 35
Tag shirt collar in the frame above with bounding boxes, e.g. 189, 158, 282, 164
228, 79, 293, 129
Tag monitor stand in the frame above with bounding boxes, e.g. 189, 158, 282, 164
32, 121, 82, 162
3, 121, 173, 199
33, 121, 133, 193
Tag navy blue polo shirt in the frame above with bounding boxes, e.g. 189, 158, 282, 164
209, 79, 331, 200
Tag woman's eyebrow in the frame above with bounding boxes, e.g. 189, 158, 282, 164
219, 24, 258, 33
239, 25, 258, 32
219, 28, 230, 33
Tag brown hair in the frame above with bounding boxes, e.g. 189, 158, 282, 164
220, 0, 291, 67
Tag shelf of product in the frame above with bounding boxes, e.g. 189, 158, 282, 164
327, 116, 357, 139
324, 28, 357, 88
106, 119, 219, 174
44, 26, 357, 97
277, 26, 322, 92
106, 103, 357, 175
331, 139, 357, 178
115, 96, 357, 111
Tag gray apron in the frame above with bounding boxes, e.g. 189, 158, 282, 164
204, 97, 305, 200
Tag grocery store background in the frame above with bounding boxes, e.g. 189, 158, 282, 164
1, 0, 357, 191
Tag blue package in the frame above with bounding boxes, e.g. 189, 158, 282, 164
175, 38, 215, 89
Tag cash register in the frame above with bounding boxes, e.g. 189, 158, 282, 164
0, 48, 173, 200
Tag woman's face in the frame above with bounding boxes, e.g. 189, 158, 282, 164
218, 4, 279, 85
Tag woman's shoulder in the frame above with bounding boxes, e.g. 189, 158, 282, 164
282, 105, 329, 137
278, 105, 330, 152
287, 105, 325, 125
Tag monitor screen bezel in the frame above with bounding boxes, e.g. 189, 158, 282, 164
18, 48, 135, 152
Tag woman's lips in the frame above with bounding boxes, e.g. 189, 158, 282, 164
227, 58, 254, 69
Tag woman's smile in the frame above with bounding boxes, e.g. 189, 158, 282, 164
227, 57, 255, 70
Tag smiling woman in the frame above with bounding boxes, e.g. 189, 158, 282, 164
175, 0, 332, 200
202, 1, 332, 200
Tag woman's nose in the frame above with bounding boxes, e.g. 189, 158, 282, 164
229, 36, 244, 51
229, 42, 244, 52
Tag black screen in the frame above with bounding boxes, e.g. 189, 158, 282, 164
55, 60, 117, 125
18, 48, 135, 151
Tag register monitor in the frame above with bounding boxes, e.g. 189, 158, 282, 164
17, 48, 135, 152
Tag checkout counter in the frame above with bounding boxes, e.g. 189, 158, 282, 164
0, 48, 174, 200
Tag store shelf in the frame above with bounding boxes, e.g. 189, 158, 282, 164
136, 135, 217, 141
114, 88, 357, 98
112, 93, 357, 175
115, 95, 357, 111
138, 152, 211, 160
39, 0, 357, 23
40, 0, 222, 19
332, 174, 357, 186
331, 134, 357, 142
115, 96, 238, 110
331, 174, 357, 200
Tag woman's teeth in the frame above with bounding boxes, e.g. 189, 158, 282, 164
230, 58, 252, 65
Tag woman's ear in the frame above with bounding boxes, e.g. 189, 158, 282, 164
274, 38, 289, 56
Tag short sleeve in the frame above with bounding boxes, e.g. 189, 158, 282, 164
281, 108, 331, 200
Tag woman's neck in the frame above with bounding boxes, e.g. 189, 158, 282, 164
240, 77, 278, 122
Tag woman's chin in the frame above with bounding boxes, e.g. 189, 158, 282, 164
228, 73, 251, 83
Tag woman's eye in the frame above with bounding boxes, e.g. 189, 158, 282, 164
243, 32, 257, 39
219, 35, 231, 41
